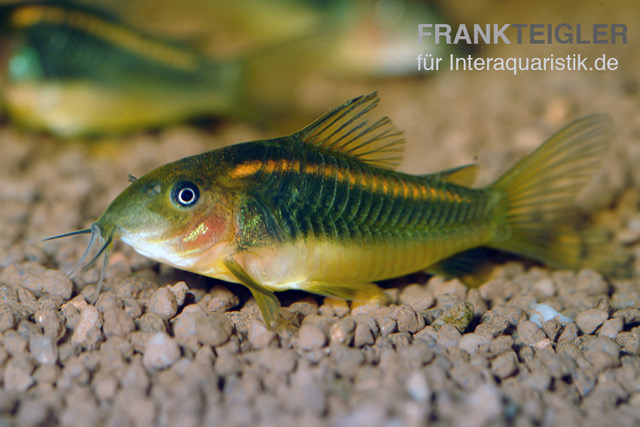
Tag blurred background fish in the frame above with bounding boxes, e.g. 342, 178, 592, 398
0, 0, 456, 137
0, 0, 324, 137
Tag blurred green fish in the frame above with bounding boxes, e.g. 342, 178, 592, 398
95, 0, 457, 76
46, 93, 631, 327
0, 1, 313, 137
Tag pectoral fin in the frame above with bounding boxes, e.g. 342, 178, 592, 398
223, 256, 280, 329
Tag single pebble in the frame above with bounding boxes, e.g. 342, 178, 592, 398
137, 312, 167, 333
33, 309, 65, 339
598, 317, 623, 339
428, 277, 468, 300
432, 302, 474, 333
17, 399, 50, 426
142, 333, 181, 370
541, 318, 562, 341
32, 365, 59, 387
322, 297, 350, 318
197, 313, 234, 347
37, 294, 64, 311
121, 356, 150, 389
616, 332, 639, 355
147, 287, 178, 320
576, 309, 608, 335
389, 331, 412, 349
399, 284, 434, 312
405, 370, 430, 403
39, 269, 73, 299
168, 281, 189, 307
71, 305, 103, 350
394, 305, 425, 334
206, 286, 240, 313
17, 287, 37, 313
458, 332, 492, 355
466, 289, 487, 317
354, 314, 377, 348
95, 292, 122, 313
436, 323, 462, 348
298, 324, 326, 351
172, 311, 204, 352
480, 311, 511, 336
533, 278, 556, 298
60, 302, 81, 331
558, 322, 578, 342
194, 346, 215, 365
247, 320, 276, 350
516, 321, 546, 347
102, 307, 136, 338
3, 330, 28, 356
3, 357, 34, 392
29, 335, 58, 365
253, 348, 297, 374
490, 351, 518, 379
289, 299, 319, 318
372, 311, 397, 337
0, 310, 16, 333
329, 317, 356, 345
92, 372, 119, 403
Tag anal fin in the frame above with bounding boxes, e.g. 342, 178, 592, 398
427, 248, 494, 287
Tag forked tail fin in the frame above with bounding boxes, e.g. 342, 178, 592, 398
489, 115, 632, 277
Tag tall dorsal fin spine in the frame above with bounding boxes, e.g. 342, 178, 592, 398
295, 93, 406, 170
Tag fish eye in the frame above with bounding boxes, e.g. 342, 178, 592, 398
171, 181, 200, 208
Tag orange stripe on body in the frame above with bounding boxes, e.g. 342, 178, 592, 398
12, 5, 198, 71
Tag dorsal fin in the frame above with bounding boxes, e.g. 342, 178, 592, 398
433, 164, 479, 186
295, 92, 405, 170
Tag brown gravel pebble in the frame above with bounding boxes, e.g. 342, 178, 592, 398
398, 284, 434, 311
3, 356, 34, 392
599, 317, 624, 339
29, 335, 58, 365
353, 314, 378, 348
298, 324, 327, 351
576, 309, 609, 335
196, 313, 234, 347
517, 321, 547, 347
147, 286, 178, 320
71, 305, 102, 350
247, 319, 277, 349
459, 332, 492, 355
329, 317, 356, 346
172, 310, 204, 352
142, 332, 181, 370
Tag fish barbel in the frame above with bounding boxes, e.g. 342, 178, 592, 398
46, 93, 631, 327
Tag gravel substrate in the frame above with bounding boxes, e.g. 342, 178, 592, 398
1, 1, 640, 426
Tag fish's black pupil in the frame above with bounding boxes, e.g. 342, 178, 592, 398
179, 189, 195, 204
172, 181, 199, 207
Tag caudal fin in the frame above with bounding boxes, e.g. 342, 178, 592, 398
489, 115, 632, 278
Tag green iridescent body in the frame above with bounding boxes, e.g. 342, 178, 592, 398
47, 93, 631, 327
212, 137, 494, 282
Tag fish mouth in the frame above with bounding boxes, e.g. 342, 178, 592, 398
43, 223, 114, 300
